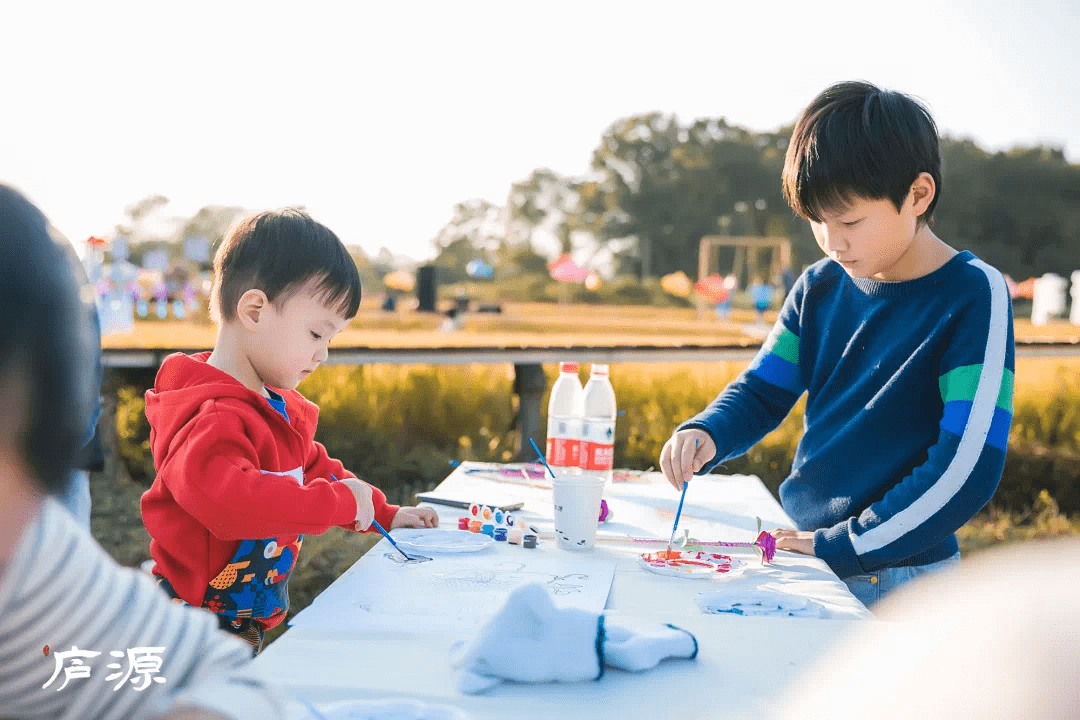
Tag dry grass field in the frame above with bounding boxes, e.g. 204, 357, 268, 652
100, 300, 1080, 350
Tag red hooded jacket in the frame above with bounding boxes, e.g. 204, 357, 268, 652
141, 352, 398, 630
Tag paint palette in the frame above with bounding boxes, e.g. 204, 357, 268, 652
390, 529, 495, 554
637, 550, 746, 580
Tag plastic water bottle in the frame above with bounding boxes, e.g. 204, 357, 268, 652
580, 364, 617, 482
546, 362, 584, 474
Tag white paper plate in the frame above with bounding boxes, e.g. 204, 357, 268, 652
389, 529, 495, 553
637, 551, 746, 580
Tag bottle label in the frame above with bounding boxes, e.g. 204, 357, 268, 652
580, 419, 615, 471
547, 417, 581, 468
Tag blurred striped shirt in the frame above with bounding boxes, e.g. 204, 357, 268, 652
0, 497, 286, 720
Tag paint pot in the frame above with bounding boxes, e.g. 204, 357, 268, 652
469, 503, 481, 518
493, 510, 505, 526
468, 520, 482, 533
523, 534, 538, 549
508, 529, 524, 545
494, 528, 508, 542
481, 506, 494, 521
481, 523, 495, 537
458, 517, 471, 531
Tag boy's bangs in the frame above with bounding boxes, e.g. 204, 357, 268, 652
279, 271, 361, 320
310, 271, 362, 319
787, 117, 895, 224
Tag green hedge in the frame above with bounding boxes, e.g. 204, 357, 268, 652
115, 363, 1080, 512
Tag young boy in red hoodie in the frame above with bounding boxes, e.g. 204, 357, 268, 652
141, 209, 438, 654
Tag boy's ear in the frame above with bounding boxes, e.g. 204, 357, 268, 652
909, 172, 936, 216
236, 289, 270, 331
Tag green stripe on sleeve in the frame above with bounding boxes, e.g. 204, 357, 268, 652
768, 327, 799, 366
997, 368, 1014, 412
939, 364, 1014, 411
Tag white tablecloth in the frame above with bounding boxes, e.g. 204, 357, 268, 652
252, 464, 872, 720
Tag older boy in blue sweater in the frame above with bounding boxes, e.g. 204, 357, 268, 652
660, 81, 1014, 608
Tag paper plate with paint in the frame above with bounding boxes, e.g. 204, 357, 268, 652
637, 550, 746, 579
390, 529, 495, 554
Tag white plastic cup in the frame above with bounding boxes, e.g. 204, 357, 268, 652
551, 473, 606, 551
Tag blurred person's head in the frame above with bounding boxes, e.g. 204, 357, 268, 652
208, 209, 361, 391
0, 185, 92, 520
782, 80, 943, 280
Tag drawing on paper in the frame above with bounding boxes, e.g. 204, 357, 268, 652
289, 553, 615, 634
431, 562, 588, 595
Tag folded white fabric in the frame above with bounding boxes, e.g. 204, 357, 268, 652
696, 587, 827, 618
450, 583, 698, 694
301, 698, 472, 720
603, 621, 698, 671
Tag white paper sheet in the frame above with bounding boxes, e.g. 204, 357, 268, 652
289, 549, 616, 635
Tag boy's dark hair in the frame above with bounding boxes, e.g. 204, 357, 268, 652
0, 185, 93, 494
211, 209, 362, 323
782, 80, 942, 225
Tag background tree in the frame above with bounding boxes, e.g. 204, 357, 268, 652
431, 199, 503, 284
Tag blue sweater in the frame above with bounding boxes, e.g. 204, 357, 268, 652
681, 251, 1015, 579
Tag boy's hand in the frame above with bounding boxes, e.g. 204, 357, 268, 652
341, 478, 376, 531
391, 506, 440, 529
770, 529, 816, 556
659, 429, 716, 491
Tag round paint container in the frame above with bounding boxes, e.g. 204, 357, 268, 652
494, 528, 508, 542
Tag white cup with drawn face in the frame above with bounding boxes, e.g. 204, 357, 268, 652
552, 473, 606, 551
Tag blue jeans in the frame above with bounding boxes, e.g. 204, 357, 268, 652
58, 469, 92, 530
845, 552, 961, 609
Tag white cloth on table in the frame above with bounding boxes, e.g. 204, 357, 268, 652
450, 583, 698, 694
299, 698, 472, 720
696, 587, 827, 617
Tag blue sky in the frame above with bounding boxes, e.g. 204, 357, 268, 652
2, 0, 1076, 261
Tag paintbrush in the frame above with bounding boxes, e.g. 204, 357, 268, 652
331, 472, 422, 563
297, 697, 330, 720
666, 439, 698, 558
369, 519, 415, 562
528, 438, 558, 479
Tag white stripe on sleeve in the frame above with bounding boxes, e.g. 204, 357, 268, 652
850, 258, 1009, 556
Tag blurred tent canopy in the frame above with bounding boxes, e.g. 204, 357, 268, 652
384, 269, 416, 293
548, 254, 589, 283
465, 259, 494, 279
694, 273, 736, 304
660, 270, 692, 298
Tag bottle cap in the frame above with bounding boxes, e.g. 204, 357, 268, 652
591, 364, 609, 375
560, 362, 579, 373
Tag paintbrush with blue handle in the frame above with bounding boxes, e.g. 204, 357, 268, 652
331, 473, 414, 562
666, 439, 699, 558
370, 518, 415, 562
